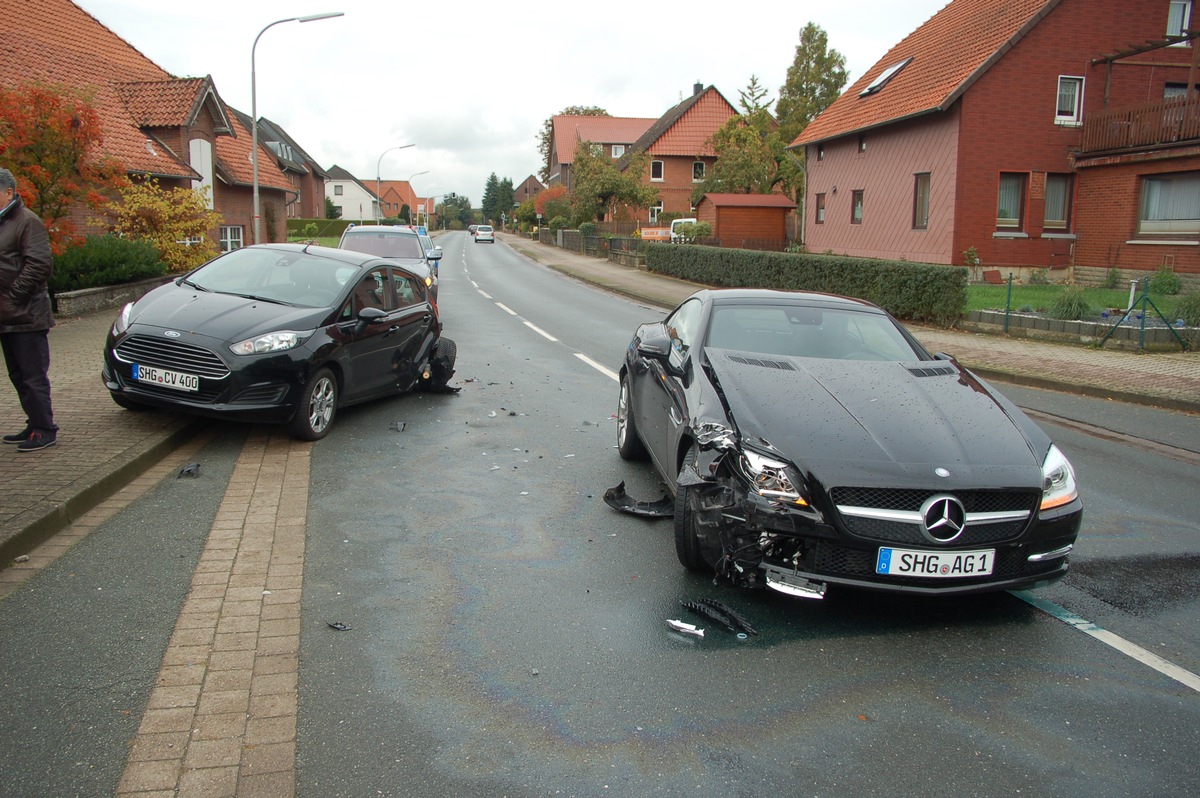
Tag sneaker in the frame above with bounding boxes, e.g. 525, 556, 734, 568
17, 431, 57, 453
2, 427, 31, 444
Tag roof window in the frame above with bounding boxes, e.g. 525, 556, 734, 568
860, 57, 912, 96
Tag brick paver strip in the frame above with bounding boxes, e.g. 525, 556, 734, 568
116, 429, 309, 797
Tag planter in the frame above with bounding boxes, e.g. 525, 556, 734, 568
52, 275, 174, 319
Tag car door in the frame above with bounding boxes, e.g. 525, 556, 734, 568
635, 298, 703, 481
381, 267, 434, 391
341, 267, 402, 400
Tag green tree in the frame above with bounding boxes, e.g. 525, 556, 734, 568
324, 195, 341, 219
570, 142, 658, 225
105, 175, 222, 271
495, 177, 514, 226
776, 23, 849, 146
481, 173, 500, 222
536, 105, 609, 183
438, 194, 473, 229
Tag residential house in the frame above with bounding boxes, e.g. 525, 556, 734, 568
325, 165, 379, 223
695, 193, 798, 249
376, 180, 422, 221
515, 175, 545, 206
257, 117, 332, 220
622, 84, 741, 223
792, 0, 1198, 286
547, 115, 655, 192
3, 0, 297, 248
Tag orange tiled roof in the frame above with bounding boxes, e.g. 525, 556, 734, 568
115, 77, 232, 134
641, 86, 739, 156
793, 0, 1059, 146
552, 115, 655, 164
222, 104, 297, 192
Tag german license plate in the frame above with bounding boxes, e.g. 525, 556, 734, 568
133, 364, 199, 392
876, 547, 995, 578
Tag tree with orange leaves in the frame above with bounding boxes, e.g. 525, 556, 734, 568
0, 82, 126, 253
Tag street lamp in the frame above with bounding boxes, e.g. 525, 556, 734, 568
251, 11, 343, 244
375, 144, 415, 224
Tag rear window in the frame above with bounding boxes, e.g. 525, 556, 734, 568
339, 230, 423, 259
477, 225, 493, 233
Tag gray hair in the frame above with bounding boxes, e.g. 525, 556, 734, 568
0, 168, 15, 192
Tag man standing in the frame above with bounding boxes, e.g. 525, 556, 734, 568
0, 167, 58, 452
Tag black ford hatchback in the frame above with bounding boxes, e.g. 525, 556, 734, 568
102, 243, 456, 440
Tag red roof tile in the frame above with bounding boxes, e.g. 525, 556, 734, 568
649, 88, 739, 156
552, 116, 655, 164
794, 0, 1059, 146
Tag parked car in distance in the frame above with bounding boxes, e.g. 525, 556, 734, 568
616, 288, 1082, 600
337, 223, 438, 301
102, 244, 457, 441
474, 224, 494, 243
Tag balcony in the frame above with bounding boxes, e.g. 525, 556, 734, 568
1080, 96, 1200, 155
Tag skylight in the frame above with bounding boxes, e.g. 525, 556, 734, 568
860, 57, 913, 96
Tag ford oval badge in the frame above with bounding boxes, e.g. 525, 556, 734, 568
935, 467, 950, 478
164, 330, 181, 338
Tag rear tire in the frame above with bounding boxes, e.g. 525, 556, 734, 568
289, 367, 337, 441
616, 372, 647, 460
673, 445, 708, 572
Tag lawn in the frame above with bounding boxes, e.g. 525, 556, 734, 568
966, 284, 1190, 317
287, 235, 341, 248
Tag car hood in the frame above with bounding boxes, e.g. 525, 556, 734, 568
703, 349, 1048, 489
128, 283, 331, 342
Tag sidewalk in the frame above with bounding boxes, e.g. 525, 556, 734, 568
1, 237, 1198, 562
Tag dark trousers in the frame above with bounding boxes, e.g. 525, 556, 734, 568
1, 330, 57, 433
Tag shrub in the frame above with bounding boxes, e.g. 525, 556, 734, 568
1028, 268, 1049, 285
578, 222, 597, 238
549, 215, 568, 231
302, 222, 319, 237
50, 235, 167, 294
1048, 286, 1092, 320
1151, 265, 1182, 295
1175, 291, 1200, 327
1103, 267, 1122, 289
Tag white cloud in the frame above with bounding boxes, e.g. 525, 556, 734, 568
76, 0, 948, 204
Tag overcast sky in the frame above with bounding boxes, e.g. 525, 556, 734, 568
76, 0, 949, 204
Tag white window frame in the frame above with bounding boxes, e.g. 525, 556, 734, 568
1169, 0, 1192, 42
220, 225, 244, 252
1139, 172, 1200, 233
611, 144, 625, 158
692, 161, 705, 182
650, 160, 664, 182
1055, 76, 1084, 126
189, 138, 214, 210
649, 201, 664, 224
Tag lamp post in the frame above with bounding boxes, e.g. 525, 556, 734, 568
406, 171, 429, 224
252, 11, 343, 245
375, 145, 415, 224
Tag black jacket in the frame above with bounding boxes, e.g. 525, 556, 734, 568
0, 194, 54, 333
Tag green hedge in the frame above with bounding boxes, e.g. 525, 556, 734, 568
646, 244, 967, 325
50, 235, 168, 294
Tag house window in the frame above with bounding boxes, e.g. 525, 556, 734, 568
851, 190, 864, 224
1056, 77, 1084, 126
860, 57, 913, 96
693, 162, 705, 182
913, 173, 931, 229
220, 226, 244, 252
612, 145, 625, 158
817, 143, 825, 161
1168, 0, 1192, 40
334, 185, 343, 196
815, 193, 826, 224
1139, 172, 1200, 233
1044, 174, 1072, 229
649, 201, 664, 224
857, 134, 867, 153
997, 173, 1026, 228
651, 160, 664, 181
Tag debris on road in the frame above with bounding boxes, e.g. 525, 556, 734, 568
326, 621, 352, 631
177, 462, 201, 478
666, 619, 705, 638
389, 421, 406, 432
603, 481, 673, 518
682, 598, 759, 636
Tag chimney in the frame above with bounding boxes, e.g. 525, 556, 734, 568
693, 81, 704, 96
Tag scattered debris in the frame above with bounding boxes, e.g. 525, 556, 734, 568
603, 481, 673, 518
327, 621, 352, 631
177, 462, 201, 478
666, 619, 705, 638
682, 598, 759, 636
389, 421, 406, 432
13, 554, 30, 563
488, 411, 497, 418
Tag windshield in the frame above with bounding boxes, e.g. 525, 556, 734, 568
187, 248, 350, 308
339, 230, 423, 259
705, 304, 925, 361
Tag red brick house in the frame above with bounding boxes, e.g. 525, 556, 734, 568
548, 115, 655, 192
257, 116, 332, 220
696, 193, 798, 249
623, 84, 741, 223
515, 175, 545, 206
792, 0, 1198, 286
377, 180, 423, 221
4, 0, 298, 249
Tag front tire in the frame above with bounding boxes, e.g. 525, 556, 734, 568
673, 446, 707, 572
421, 337, 457, 391
616, 372, 647, 460
289, 367, 337, 441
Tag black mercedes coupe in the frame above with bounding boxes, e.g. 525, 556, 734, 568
616, 289, 1082, 599
102, 243, 456, 440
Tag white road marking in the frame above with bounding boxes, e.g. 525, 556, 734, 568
1014, 591, 1200, 694
524, 321, 558, 341
495, 303, 518, 316
575, 353, 619, 381
478, 290, 492, 299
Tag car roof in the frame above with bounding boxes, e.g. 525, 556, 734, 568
248, 242, 375, 266
342, 225, 419, 236
704, 288, 885, 313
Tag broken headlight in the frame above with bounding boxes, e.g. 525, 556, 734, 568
739, 450, 810, 507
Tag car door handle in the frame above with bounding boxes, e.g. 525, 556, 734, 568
669, 407, 682, 427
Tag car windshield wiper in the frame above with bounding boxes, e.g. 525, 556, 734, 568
218, 291, 294, 306
179, 277, 211, 292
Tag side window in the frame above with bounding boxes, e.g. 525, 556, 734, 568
1169, 0, 1192, 40
666, 298, 703, 359
392, 270, 425, 307
353, 269, 394, 314
692, 162, 705, 182
1056, 77, 1084, 126
651, 160, 664, 181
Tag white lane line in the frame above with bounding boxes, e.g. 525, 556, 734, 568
495, 302, 518, 316
575, 353, 619, 381
524, 321, 558, 341
1014, 590, 1200, 694
478, 290, 492, 299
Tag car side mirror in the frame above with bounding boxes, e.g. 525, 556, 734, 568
425, 248, 443, 261
636, 323, 686, 377
355, 306, 388, 332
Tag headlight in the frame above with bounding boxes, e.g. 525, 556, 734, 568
229, 331, 308, 355
1040, 444, 1079, 510
112, 302, 133, 336
740, 449, 809, 507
